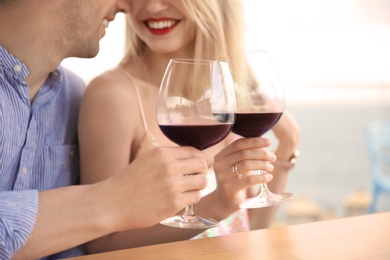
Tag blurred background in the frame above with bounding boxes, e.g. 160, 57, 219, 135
62, 0, 390, 225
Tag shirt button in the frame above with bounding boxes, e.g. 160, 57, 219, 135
14, 64, 22, 72
21, 167, 27, 174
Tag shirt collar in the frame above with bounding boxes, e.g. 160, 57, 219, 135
0, 45, 29, 81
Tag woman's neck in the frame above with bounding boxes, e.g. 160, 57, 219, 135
137, 46, 195, 87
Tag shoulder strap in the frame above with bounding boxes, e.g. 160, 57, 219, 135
118, 67, 149, 132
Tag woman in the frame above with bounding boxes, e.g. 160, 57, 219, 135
78, 0, 300, 254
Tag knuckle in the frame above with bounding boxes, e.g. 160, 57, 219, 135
200, 160, 208, 172
240, 149, 252, 158
233, 139, 246, 150
199, 175, 208, 189
214, 152, 221, 161
160, 163, 172, 175
253, 138, 264, 146
239, 161, 250, 172
154, 147, 169, 158
244, 176, 257, 186
193, 191, 202, 203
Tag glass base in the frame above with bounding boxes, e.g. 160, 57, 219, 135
240, 191, 294, 209
160, 215, 219, 229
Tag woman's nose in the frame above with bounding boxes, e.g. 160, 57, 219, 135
144, 0, 169, 14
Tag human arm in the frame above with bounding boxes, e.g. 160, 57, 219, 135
271, 110, 301, 164
0, 191, 38, 260
192, 111, 300, 232
77, 71, 216, 253
193, 136, 277, 221
9, 145, 207, 259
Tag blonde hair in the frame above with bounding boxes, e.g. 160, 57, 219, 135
122, 0, 247, 65
121, 0, 254, 98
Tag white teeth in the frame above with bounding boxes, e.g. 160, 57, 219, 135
147, 20, 176, 29
103, 19, 109, 28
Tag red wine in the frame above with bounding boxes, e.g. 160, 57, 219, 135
159, 124, 233, 150
232, 112, 283, 137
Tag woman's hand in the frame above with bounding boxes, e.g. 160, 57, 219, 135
212, 136, 276, 215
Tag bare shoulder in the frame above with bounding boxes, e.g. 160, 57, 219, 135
83, 67, 137, 102
79, 67, 143, 130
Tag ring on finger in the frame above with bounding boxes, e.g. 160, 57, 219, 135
232, 163, 243, 178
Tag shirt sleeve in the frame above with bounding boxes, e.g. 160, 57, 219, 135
0, 190, 38, 259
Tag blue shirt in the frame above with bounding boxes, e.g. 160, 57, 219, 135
0, 46, 86, 259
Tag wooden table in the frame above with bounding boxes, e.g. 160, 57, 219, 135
71, 212, 390, 259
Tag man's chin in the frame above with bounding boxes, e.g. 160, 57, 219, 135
77, 47, 100, 59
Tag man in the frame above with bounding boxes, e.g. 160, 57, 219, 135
0, 1, 208, 259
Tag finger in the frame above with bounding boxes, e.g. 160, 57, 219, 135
221, 149, 276, 175
164, 146, 205, 160
177, 190, 203, 207
152, 147, 208, 175
218, 137, 271, 157
232, 160, 275, 178
180, 173, 208, 192
178, 157, 209, 176
215, 146, 274, 170
235, 149, 276, 163
217, 171, 274, 197
241, 173, 274, 188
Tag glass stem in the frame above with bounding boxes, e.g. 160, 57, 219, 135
182, 205, 195, 217
260, 183, 270, 191
258, 170, 271, 194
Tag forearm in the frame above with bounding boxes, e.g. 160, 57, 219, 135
86, 222, 203, 254
13, 184, 111, 260
0, 191, 38, 259
86, 191, 238, 254
85, 192, 234, 253
268, 117, 300, 194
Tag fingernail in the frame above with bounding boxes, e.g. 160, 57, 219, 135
265, 174, 273, 181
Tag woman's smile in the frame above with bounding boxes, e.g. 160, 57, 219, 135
144, 18, 179, 35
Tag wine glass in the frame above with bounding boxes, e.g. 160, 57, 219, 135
226, 50, 294, 208
156, 58, 236, 229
